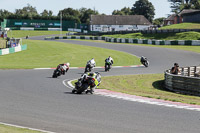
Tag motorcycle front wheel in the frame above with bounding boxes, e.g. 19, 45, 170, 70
76, 83, 89, 94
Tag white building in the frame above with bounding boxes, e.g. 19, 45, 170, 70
90, 15, 151, 32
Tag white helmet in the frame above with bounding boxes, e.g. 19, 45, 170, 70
66, 63, 70, 66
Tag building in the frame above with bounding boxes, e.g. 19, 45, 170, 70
164, 9, 200, 26
181, 9, 200, 23
164, 14, 177, 25
90, 15, 151, 32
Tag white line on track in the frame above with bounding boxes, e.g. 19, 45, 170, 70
0, 122, 55, 133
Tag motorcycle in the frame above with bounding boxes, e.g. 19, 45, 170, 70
52, 65, 66, 78
72, 72, 101, 94
52, 68, 62, 78
105, 62, 112, 72
84, 63, 94, 73
141, 60, 149, 67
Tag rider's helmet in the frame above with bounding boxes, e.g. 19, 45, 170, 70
174, 63, 179, 67
88, 72, 94, 77
65, 62, 70, 66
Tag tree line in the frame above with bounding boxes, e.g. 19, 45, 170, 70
0, 0, 155, 24
169, 0, 200, 13
1, 0, 197, 26
0, 4, 99, 24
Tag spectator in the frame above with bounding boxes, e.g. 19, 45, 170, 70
171, 63, 180, 75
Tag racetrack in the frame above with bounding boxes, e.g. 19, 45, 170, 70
0, 36, 200, 133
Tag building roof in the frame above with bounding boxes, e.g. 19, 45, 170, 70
178, 9, 200, 16
90, 15, 151, 25
165, 14, 176, 21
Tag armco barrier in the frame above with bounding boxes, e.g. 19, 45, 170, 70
165, 66, 200, 96
44, 36, 200, 46
0, 44, 27, 55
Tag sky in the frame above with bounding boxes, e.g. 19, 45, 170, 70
0, 0, 172, 19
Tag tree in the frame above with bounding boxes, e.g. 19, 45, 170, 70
132, 0, 155, 22
40, 10, 53, 19
168, 0, 200, 13
112, 10, 125, 15
79, 8, 99, 24
15, 4, 38, 19
58, 8, 80, 23
0, 9, 13, 21
112, 7, 132, 15
168, 0, 183, 13
153, 17, 165, 26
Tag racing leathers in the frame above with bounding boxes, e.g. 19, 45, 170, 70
87, 58, 96, 68
80, 72, 101, 93
56, 63, 70, 75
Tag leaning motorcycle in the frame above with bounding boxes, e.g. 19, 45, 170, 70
72, 72, 101, 94
105, 62, 111, 72
84, 63, 93, 73
52, 68, 62, 78
141, 60, 149, 67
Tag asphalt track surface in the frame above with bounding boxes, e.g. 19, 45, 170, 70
0, 36, 200, 133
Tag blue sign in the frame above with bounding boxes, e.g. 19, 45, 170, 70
23, 22, 28, 25
15, 22, 22, 26
54, 23, 61, 26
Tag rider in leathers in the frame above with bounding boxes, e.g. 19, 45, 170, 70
105, 56, 114, 67
140, 56, 147, 65
87, 58, 96, 68
80, 72, 101, 94
56, 62, 70, 75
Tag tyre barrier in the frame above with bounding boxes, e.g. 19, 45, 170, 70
0, 45, 27, 55
165, 66, 200, 96
45, 36, 200, 46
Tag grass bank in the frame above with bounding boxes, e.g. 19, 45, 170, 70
160, 23, 200, 29
0, 39, 139, 69
99, 74, 200, 105
7, 30, 67, 38
0, 124, 42, 133
103, 31, 200, 40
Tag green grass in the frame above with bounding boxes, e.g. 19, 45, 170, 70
99, 74, 200, 105
0, 38, 6, 49
0, 40, 140, 69
0, 124, 42, 133
160, 23, 200, 29
7, 30, 67, 38
103, 31, 200, 40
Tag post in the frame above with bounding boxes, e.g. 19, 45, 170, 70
188, 67, 190, 76
181, 67, 184, 76
60, 12, 62, 36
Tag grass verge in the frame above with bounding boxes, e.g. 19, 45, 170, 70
0, 124, 42, 133
160, 23, 200, 29
99, 74, 200, 105
0, 40, 140, 69
103, 31, 200, 40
